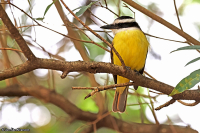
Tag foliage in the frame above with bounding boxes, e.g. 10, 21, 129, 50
170, 69, 200, 96
170, 45, 200, 95
0, 0, 199, 132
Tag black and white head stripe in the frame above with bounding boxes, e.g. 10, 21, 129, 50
113, 16, 140, 29
114, 16, 135, 24
100, 16, 141, 29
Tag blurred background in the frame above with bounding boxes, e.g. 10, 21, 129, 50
0, 0, 200, 132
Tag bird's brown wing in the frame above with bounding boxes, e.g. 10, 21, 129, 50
135, 50, 148, 90
111, 47, 117, 84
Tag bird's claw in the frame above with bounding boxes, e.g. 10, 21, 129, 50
134, 69, 140, 75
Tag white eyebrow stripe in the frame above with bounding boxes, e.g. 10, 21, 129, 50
114, 19, 135, 24
112, 27, 140, 35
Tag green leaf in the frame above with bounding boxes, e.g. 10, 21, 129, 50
79, 31, 107, 61
169, 69, 200, 96
0, 20, 3, 25
192, 0, 200, 3
75, 2, 96, 17
185, 57, 200, 66
71, 6, 84, 13
7, 36, 15, 48
67, 5, 83, 15
171, 45, 200, 53
35, 17, 44, 21
43, 0, 58, 18
78, 96, 98, 112
84, 42, 106, 61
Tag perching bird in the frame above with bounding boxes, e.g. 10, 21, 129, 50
101, 16, 149, 113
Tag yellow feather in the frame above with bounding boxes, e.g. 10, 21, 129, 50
113, 29, 149, 94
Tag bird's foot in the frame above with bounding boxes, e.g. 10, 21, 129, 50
134, 69, 140, 75
126, 66, 131, 70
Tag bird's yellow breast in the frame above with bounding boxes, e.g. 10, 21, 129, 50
113, 29, 149, 71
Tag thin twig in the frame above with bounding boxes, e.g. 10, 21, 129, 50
72, 82, 134, 90
25, 41, 65, 61
133, 91, 157, 99
123, 3, 135, 16
167, 116, 178, 133
127, 102, 150, 106
155, 99, 176, 110
177, 100, 200, 106
95, 2, 119, 17
89, 111, 111, 124
74, 123, 90, 133
69, 22, 110, 52
1, 2, 102, 47
89, 9, 108, 24
0, 24, 37, 31
93, 123, 97, 133
88, 9, 114, 39
109, 115, 119, 132
60, 0, 126, 72
117, 0, 121, 16
104, 0, 107, 7
0, 3, 36, 60
145, 33, 186, 43
143, 71, 157, 80
73, 82, 134, 99
0, 85, 196, 132
148, 92, 159, 124
122, 0, 200, 45
137, 95, 144, 123
0, 48, 22, 53
173, 0, 183, 31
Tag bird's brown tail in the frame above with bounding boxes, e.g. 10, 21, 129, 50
112, 86, 129, 113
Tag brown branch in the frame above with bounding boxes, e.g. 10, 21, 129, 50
0, 59, 200, 101
53, 0, 92, 62
0, 85, 197, 133
69, 21, 110, 52
123, 3, 135, 16
26, 40, 66, 61
177, 100, 200, 106
72, 82, 134, 99
72, 82, 134, 90
0, 4, 36, 60
0, 85, 96, 121
60, 0, 126, 73
0, 2, 198, 132
144, 71, 157, 80
155, 99, 176, 110
53, 0, 105, 115
173, 0, 183, 31
0, 24, 37, 31
0, 48, 22, 53
89, 9, 108, 25
122, 0, 200, 45
0, 17, 12, 86
1, 2, 97, 46
148, 92, 159, 124
96, 2, 119, 17
86, 82, 134, 99
145, 33, 186, 43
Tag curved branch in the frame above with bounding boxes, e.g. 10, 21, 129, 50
0, 58, 200, 101
60, 0, 127, 72
0, 4, 36, 60
122, 0, 200, 45
0, 85, 197, 133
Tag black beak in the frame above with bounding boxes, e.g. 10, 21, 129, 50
100, 24, 117, 29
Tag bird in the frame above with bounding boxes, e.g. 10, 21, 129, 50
100, 16, 149, 113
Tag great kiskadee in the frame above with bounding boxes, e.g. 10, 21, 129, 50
101, 16, 149, 113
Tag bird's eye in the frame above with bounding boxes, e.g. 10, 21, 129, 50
117, 23, 124, 28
